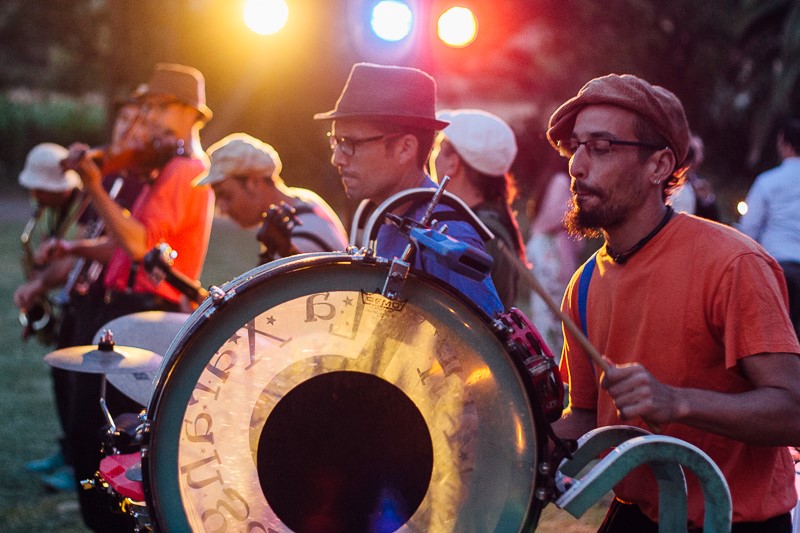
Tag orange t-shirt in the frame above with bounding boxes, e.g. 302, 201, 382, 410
104, 156, 213, 303
561, 213, 799, 527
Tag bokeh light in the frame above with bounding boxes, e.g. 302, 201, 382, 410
437, 6, 478, 47
244, 0, 289, 35
737, 201, 748, 216
370, 0, 414, 42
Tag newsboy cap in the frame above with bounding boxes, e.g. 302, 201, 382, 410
314, 63, 449, 130
195, 133, 282, 187
547, 74, 690, 166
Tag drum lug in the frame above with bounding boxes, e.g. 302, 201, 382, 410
137, 418, 152, 447
209, 285, 228, 305
382, 257, 411, 300
538, 461, 552, 475
491, 318, 513, 338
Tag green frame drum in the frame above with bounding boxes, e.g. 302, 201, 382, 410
143, 252, 547, 532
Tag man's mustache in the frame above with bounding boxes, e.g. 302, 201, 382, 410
572, 183, 604, 197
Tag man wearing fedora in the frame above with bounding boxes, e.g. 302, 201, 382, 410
315, 62, 503, 316
430, 108, 527, 309
549, 74, 800, 531
59, 62, 214, 532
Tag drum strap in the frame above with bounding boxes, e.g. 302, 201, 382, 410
578, 252, 598, 377
577, 252, 597, 337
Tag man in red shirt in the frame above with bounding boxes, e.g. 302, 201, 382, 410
59, 63, 213, 532
549, 74, 800, 532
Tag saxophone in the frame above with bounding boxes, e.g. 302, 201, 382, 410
18, 194, 89, 343
19, 206, 53, 340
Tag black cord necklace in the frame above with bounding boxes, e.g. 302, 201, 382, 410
606, 206, 674, 264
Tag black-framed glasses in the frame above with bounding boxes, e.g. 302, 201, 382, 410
327, 132, 391, 156
556, 138, 667, 158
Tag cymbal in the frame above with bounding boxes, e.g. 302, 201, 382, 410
107, 370, 157, 407
95, 311, 190, 406
44, 343, 163, 374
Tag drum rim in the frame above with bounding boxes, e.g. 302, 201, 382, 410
143, 252, 547, 532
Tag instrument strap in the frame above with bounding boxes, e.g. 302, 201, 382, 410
577, 252, 597, 338
577, 251, 598, 378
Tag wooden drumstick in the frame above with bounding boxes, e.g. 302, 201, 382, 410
497, 242, 661, 433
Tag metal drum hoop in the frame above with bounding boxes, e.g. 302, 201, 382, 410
143, 252, 547, 532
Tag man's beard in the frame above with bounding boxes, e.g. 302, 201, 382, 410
563, 196, 627, 239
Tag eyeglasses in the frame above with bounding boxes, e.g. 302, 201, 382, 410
556, 138, 667, 158
327, 132, 392, 156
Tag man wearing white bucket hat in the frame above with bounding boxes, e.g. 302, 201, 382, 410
15, 143, 85, 311
13, 142, 85, 492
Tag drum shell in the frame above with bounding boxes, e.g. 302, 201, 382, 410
143, 252, 548, 532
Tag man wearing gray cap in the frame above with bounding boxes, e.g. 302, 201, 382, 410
430, 108, 527, 309
198, 132, 348, 262
549, 74, 800, 531
315, 63, 503, 316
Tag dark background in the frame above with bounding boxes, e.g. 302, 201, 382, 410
1, 0, 799, 223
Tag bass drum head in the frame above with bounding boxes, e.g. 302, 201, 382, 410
144, 253, 546, 532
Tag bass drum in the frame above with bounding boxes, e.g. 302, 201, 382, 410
143, 252, 548, 532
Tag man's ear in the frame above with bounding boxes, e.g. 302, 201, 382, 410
650, 149, 677, 184
393, 133, 419, 166
437, 146, 460, 178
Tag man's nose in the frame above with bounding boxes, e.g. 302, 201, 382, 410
331, 146, 348, 167
569, 150, 588, 180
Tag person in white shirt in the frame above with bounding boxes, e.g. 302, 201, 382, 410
739, 117, 800, 339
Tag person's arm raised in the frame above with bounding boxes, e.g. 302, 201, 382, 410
63, 143, 149, 261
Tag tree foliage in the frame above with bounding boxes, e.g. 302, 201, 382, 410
1, 0, 798, 218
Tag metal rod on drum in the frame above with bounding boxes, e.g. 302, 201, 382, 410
497, 242, 661, 433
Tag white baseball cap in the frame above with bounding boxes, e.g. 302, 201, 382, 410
437, 109, 517, 176
18, 143, 81, 192
196, 133, 282, 186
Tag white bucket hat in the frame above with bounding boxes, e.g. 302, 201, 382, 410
437, 109, 517, 176
18, 143, 82, 192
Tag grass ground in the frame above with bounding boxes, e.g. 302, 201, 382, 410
0, 192, 607, 532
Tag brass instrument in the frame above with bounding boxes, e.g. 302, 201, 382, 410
56, 177, 125, 305
18, 195, 89, 343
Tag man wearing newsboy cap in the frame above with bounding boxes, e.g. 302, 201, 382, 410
315, 63, 503, 316
196, 132, 348, 262
550, 74, 800, 531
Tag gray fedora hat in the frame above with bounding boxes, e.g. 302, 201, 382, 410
137, 63, 213, 121
314, 63, 449, 130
